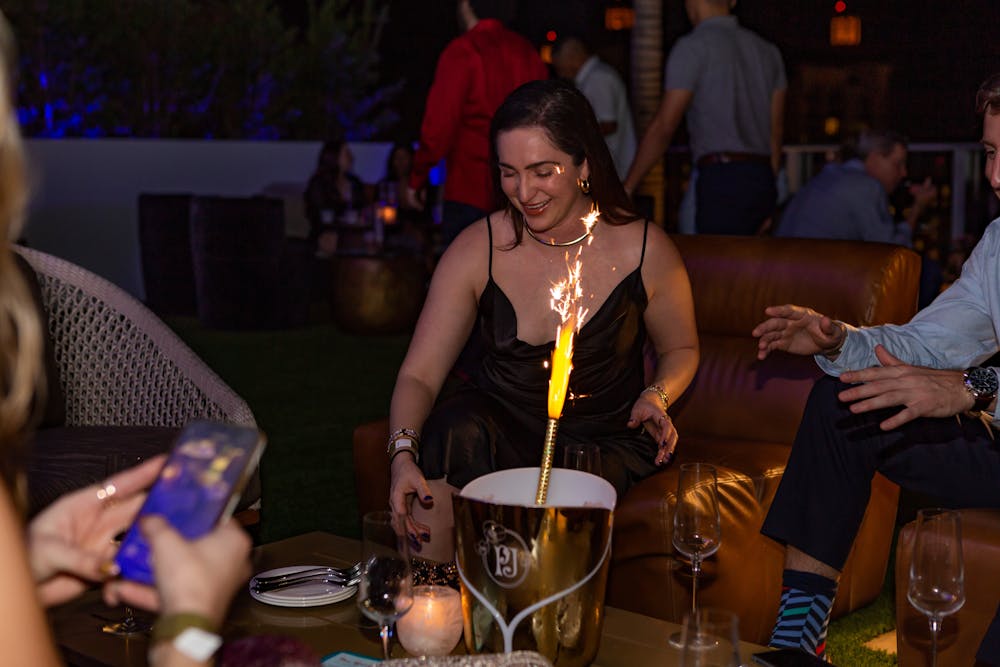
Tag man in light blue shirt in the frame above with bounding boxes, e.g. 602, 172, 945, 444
776, 129, 937, 247
750, 74, 1000, 663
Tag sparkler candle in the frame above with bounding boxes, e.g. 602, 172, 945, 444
534, 206, 599, 505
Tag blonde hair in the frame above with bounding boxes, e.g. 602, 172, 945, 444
0, 11, 42, 509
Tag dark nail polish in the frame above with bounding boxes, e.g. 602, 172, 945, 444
423, 495, 433, 502
421, 532, 430, 541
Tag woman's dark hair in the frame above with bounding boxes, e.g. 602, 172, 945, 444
317, 138, 346, 174
383, 141, 414, 182
489, 79, 640, 245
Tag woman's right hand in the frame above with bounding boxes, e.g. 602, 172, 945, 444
751, 304, 846, 360
389, 454, 433, 546
105, 516, 251, 626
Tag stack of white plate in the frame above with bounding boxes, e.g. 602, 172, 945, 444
250, 565, 358, 608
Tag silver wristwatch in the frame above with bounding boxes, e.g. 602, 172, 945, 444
963, 366, 998, 412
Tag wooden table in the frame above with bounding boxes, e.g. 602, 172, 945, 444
50, 531, 769, 666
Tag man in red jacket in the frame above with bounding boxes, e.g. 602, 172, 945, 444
406, 0, 548, 244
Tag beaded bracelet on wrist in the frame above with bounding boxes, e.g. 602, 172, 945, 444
643, 384, 670, 413
387, 427, 421, 463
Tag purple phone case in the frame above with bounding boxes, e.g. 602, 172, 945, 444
113, 420, 264, 585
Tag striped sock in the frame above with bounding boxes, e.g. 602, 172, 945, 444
769, 570, 837, 658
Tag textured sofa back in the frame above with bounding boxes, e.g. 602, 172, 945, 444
669, 234, 921, 445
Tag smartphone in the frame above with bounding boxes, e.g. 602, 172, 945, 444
751, 648, 835, 667
113, 420, 266, 585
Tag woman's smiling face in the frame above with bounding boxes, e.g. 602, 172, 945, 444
496, 126, 590, 235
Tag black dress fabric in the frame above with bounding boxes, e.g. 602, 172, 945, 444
421, 218, 657, 498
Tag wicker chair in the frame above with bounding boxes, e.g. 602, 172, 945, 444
13, 245, 261, 514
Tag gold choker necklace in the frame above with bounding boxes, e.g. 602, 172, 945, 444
524, 223, 595, 247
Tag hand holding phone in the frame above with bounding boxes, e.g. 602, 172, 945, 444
113, 420, 265, 585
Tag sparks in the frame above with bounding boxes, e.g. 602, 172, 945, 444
537, 205, 601, 504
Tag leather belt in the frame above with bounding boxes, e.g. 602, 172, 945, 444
696, 152, 771, 168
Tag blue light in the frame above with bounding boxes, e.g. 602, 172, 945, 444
428, 160, 446, 187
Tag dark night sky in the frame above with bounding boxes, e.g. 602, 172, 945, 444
285, 1, 1000, 144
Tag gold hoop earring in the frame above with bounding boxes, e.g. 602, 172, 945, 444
577, 177, 591, 195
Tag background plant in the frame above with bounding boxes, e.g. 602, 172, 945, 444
5, 0, 400, 140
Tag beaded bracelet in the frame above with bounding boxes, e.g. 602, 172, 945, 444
643, 384, 670, 412
387, 427, 421, 463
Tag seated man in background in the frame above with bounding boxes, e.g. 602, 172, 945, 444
775, 129, 941, 306
751, 75, 1000, 663
775, 129, 937, 245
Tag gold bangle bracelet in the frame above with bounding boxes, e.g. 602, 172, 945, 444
643, 384, 670, 412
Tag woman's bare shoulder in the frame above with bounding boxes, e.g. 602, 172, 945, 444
432, 214, 503, 290
640, 222, 683, 263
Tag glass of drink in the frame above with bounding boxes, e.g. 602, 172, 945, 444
357, 511, 414, 659
907, 508, 965, 667
668, 463, 721, 648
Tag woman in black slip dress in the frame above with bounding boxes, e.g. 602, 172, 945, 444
386, 79, 699, 574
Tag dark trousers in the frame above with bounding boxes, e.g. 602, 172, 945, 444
762, 375, 1000, 660
695, 161, 776, 235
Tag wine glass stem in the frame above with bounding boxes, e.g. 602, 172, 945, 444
380, 623, 392, 659
691, 556, 702, 615
929, 617, 941, 667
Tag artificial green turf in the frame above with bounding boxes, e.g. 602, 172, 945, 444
168, 315, 901, 662
166, 316, 410, 543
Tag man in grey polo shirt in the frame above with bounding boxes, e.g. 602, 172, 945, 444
624, 0, 786, 236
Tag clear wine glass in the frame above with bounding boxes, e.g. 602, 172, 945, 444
668, 463, 721, 648
907, 507, 965, 667
357, 510, 414, 659
563, 442, 603, 477
678, 607, 741, 667
102, 453, 153, 636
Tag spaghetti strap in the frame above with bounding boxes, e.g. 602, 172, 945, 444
486, 214, 494, 279
639, 219, 650, 268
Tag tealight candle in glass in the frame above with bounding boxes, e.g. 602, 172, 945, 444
395, 584, 463, 657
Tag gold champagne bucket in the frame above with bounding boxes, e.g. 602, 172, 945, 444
453, 468, 616, 667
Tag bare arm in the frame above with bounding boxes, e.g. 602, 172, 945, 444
628, 227, 699, 463
0, 483, 63, 666
623, 89, 692, 196
770, 88, 786, 174
388, 222, 486, 533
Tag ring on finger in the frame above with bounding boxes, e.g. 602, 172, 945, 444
96, 480, 118, 504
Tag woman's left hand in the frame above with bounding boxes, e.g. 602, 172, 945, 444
627, 393, 678, 466
27, 456, 165, 607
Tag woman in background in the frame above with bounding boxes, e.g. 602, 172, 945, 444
0, 13, 250, 666
304, 138, 367, 257
379, 141, 433, 257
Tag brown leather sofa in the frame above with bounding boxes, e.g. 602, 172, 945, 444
352, 234, 921, 644
895, 509, 1000, 666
